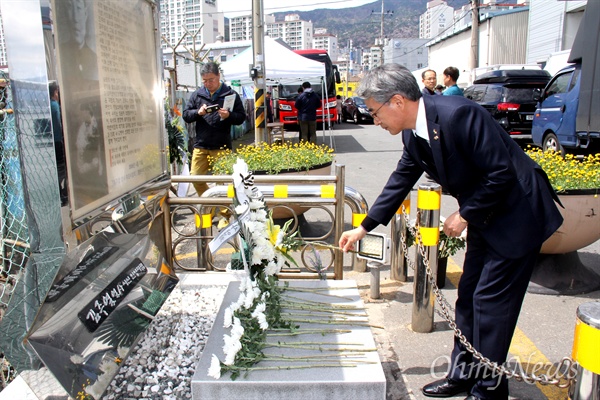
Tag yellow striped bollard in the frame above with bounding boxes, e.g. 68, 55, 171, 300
570, 301, 600, 400
412, 183, 441, 333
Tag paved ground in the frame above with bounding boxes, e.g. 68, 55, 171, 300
245, 121, 600, 400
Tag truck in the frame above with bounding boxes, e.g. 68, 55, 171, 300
277, 49, 341, 129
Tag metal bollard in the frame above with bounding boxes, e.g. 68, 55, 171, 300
391, 197, 410, 282
368, 261, 381, 299
570, 301, 600, 400
411, 183, 441, 333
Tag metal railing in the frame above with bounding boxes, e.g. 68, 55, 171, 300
166, 165, 370, 280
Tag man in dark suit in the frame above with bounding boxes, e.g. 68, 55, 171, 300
339, 64, 563, 400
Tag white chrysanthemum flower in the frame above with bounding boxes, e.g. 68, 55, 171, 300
231, 319, 245, 340
236, 292, 246, 308
257, 312, 269, 330
252, 286, 261, 299
239, 277, 248, 292
261, 291, 270, 301
208, 354, 222, 379
265, 260, 280, 276
254, 302, 266, 313
254, 209, 268, 221
229, 301, 241, 312
223, 307, 233, 328
243, 288, 256, 309
249, 200, 263, 210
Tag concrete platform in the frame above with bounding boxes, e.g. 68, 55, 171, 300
192, 280, 386, 400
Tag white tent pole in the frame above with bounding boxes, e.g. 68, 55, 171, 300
322, 78, 334, 149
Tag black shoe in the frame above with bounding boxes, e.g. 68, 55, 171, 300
465, 396, 482, 400
422, 378, 471, 398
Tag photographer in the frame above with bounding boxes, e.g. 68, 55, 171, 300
183, 62, 245, 196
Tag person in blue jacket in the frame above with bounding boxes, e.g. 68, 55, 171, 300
183, 62, 246, 196
294, 81, 321, 143
339, 64, 563, 400
442, 66, 464, 96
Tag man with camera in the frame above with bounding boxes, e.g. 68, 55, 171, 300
183, 62, 246, 196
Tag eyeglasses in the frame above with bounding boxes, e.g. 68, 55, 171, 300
369, 99, 391, 120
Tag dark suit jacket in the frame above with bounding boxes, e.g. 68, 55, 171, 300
365, 95, 563, 259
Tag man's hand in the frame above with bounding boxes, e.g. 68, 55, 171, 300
443, 211, 467, 238
218, 108, 230, 119
198, 104, 208, 116
339, 226, 367, 252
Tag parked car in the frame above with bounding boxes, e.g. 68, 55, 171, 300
341, 96, 373, 124
463, 69, 551, 143
532, 63, 599, 155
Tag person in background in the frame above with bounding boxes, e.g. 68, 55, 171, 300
435, 84, 445, 95
442, 66, 464, 96
182, 62, 246, 197
336, 94, 343, 123
49, 81, 68, 205
338, 64, 563, 400
421, 69, 438, 96
294, 81, 321, 143
266, 91, 274, 123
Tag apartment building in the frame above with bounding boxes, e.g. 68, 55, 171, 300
160, 0, 224, 50
230, 13, 313, 51
419, 0, 454, 39
229, 14, 276, 42
313, 28, 338, 61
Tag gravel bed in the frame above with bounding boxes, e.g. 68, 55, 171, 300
103, 285, 227, 400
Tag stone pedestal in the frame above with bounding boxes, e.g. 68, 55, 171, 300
192, 280, 386, 400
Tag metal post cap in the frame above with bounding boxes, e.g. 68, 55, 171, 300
577, 301, 600, 329
418, 183, 441, 191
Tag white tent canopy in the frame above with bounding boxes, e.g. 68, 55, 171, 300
220, 36, 325, 86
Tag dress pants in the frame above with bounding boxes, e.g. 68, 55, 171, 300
448, 228, 540, 399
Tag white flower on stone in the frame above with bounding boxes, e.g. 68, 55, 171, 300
231, 317, 244, 340
222, 334, 242, 366
208, 354, 222, 379
223, 307, 233, 328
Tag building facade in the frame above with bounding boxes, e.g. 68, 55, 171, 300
160, 0, 224, 50
313, 29, 339, 61
419, 0, 454, 39
526, 0, 586, 65
229, 14, 276, 42
384, 38, 429, 71
427, 8, 530, 86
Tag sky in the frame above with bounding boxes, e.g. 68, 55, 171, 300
218, 0, 377, 18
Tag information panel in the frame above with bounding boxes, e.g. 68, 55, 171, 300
52, 0, 165, 220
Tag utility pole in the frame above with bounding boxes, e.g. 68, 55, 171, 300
371, 0, 393, 66
469, 0, 479, 72
252, 0, 267, 144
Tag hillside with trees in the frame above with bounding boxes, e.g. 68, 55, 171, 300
272, 0, 469, 49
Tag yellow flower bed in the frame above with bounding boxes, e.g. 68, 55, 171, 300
209, 141, 334, 175
526, 147, 600, 192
